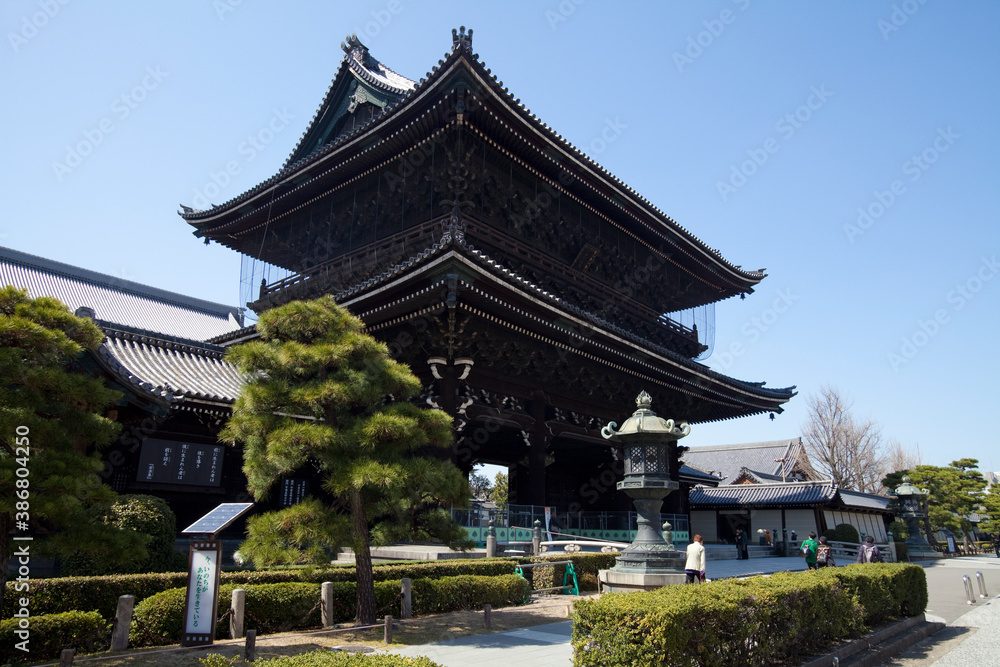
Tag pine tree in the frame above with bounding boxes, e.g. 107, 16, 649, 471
0, 287, 144, 613
222, 296, 470, 624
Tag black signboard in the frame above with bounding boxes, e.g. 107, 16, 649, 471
181, 502, 254, 535
136, 438, 224, 487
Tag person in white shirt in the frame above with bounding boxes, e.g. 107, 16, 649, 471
685, 534, 706, 583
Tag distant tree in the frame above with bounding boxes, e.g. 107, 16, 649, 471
885, 439, 922, 474
468, 470, 493, 500
883, 460, 987, 544
802, 385, 887, 493
221, 296, 470, 624
490, 471, 508, 509
0, 287, 146, 613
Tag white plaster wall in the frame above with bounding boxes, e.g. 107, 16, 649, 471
784, 509, 818, 538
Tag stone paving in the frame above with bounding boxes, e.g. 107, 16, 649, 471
389, 554, 1000, 666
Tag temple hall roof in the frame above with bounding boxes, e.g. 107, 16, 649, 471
96, 324, 245, 407
0, 245, 244, 341
682, 438, 817, 484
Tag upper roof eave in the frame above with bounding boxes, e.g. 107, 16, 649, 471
179, 38, 766, 290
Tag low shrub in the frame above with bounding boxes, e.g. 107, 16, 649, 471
519, 552, 618, 593
814, 563, 926, 626
573, 573, 863, 666
894, 542, 909, 562
200, 650, 443, 666
4, 558, 520, 620
131, 575, 529, 646
572, 564, 928, 665
0, 611, 107, 663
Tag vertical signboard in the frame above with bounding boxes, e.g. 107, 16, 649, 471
181, 541, 222, 646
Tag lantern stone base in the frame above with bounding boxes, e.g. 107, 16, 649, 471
904, 543, 943, 560
598, 568, 687, 593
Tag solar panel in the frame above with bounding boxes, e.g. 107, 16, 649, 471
181, 503, 254, 535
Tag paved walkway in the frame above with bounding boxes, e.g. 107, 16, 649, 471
390, 555, 1000, 666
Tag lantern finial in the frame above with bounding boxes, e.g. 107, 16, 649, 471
636, 390, 652, 410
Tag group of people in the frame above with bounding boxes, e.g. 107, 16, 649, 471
685, 530, 884, 583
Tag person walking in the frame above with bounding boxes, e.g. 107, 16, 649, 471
856, 535, 882, 563
802, 531, 820, 570
993, 533, 999, 558
685, 534, 706, 583
816, 536, 836, 568
735, 528, 748, 560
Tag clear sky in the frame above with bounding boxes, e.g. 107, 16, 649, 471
3, 2, 998, 473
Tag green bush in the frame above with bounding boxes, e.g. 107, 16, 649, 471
520, 553, 617, 593
887, 520, 909, 541
4, 558, 520, 620
823, 523, 861, 544
0, 611, 107, 663
62, 495, 185, 576
814, 564, 926, 626
201, 650, 443, 666
131, 575, 529, 646
573, 573, 863, 666
894, 542, 909, 562
132, 583, 325, 645
572, 564, 928, 665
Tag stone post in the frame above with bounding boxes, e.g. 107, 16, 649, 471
401, 578, 412, 619
532, 519, 542, 555
230, 589, 245, 638
321, 581, 335, 628
111, 595, 134, 651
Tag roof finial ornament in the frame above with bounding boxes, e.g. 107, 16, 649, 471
341, 33, 373, 67
452, 26, 473, 52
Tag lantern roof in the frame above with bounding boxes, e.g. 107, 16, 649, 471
889, 475, 928, 497
601, 390, 690, 441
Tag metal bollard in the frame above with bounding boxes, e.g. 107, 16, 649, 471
963, 575, 976, 604
977, 571, 989, 598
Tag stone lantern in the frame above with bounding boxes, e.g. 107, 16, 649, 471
597, 390, 690, 592
888, 475, 940, 559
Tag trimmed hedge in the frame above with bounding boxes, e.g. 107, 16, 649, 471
894, 542, 909, 562
519, 553, 617, 593
572, 563, 927, 666
3, 558, 521, 621
0, 611, 107, 663
132, 574, 530, 646
201, 651, 443, 666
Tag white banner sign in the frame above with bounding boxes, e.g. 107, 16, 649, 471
185, 549, 218, 634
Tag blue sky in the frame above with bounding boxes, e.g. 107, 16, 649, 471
3, 2, 998, 473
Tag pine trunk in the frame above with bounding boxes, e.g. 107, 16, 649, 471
350, 489, 376, 625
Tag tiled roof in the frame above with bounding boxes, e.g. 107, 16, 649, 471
680, 463, 723, 485
837, 489, 891, 511
0, 246, 244, 341
682, 438, 812, 485
734, 467, 787, 484
97, 325, 245, 406
690, 481, 837, 507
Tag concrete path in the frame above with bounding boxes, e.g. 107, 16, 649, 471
883, 555, 1000, 666
392, 620, 574, 667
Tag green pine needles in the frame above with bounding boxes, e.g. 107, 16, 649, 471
222, 296, 470, 623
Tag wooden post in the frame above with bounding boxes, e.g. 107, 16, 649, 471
59, 648, 75, 666
110, 595, 135, 651
321, 582, 334, 628
230, 589, 245, 639
245, 629, 257, 661
401, 578, 412, 619
483, 603, 492, 628
384, 614, 393, 644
